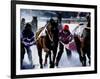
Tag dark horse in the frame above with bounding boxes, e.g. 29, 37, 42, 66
36, 19, 59, 68
74, 23, 90, 66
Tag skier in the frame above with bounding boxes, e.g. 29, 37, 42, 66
21, 23, 35, 69
56, 24, 73, 67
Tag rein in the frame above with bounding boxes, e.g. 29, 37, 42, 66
45, 27, 53, 42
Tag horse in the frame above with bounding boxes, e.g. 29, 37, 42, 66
36, 19, 59, 68
74, 23, 90, 66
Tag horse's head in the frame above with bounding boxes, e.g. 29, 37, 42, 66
46, 18, 58, 42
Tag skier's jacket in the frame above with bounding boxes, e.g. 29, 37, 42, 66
59, 30, 73, 44
21, 27, 35, 47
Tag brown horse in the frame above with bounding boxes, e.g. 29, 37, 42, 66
36, 19, 59, 68
74, 23, 90, 66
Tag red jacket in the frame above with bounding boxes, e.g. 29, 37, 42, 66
59, 30, 73, 44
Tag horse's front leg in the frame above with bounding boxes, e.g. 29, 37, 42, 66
48, 50, 53, 68
52, 47, 58, 68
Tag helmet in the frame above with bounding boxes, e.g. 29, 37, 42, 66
25, 23, 32, 30
63, 25, 69, 31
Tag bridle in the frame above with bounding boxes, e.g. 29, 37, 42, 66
45, 22, 53, 42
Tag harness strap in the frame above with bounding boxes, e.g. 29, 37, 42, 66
46, 28, 53, 42
36, 23, 53, 42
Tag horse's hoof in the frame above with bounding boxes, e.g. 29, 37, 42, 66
50, 65, 54, 68
83, 64, 86, 66
40, 66, 43, 68
82, 62, 86, 66
49, 63, 54, 68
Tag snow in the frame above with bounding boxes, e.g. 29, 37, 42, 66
23, 44, 83, 69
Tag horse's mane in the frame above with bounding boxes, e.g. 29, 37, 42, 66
36, 27, 45, 39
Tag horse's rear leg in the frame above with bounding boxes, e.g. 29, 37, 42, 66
37, 47, 43, 68
78, 49, 83, 63
82, 55, 86, 66
82, 47, 87, 66
74, 37, 83, 64
44, 53, 49, 66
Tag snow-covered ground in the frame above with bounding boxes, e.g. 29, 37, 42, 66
23, 43, 90, 69
23, 44, 81, 69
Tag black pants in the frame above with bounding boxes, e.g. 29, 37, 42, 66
21, 42, 25, 69
56, 42, 71, 66
21, 42, 33, 69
